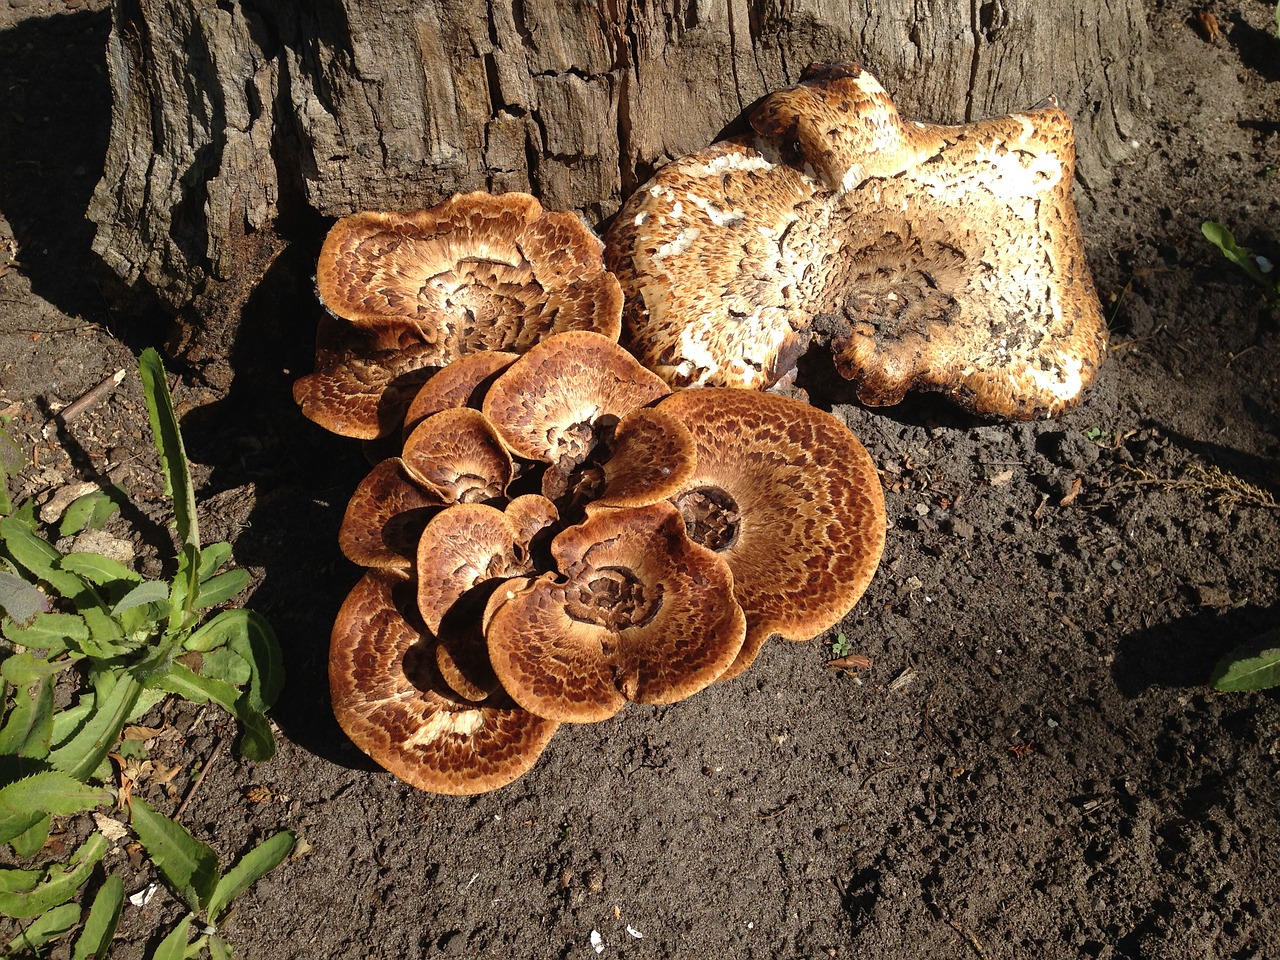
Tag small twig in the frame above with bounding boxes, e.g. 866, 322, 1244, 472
53, 367, 127, 425
946, 916, 991, 959
174, 735, 227, 821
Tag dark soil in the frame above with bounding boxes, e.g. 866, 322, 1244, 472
1, 1, 1278, 958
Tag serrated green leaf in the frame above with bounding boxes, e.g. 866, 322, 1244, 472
206, 830, 294, 924
233, 707, 276, 763
198, 543, 233, 583
47, 669, 142, 782
9, 814, 50, 858
1211, 629, 1280, 692
0, 653, 67, 687
0, 832, 107, 918
4, 900, 81, 952
4, 611, 90, 654
193, 570, 250, 611
209, 934, 233, 960
0, 773, 113, 819
148, 913, 194, 960
79, 607, 127, 656
146, 663, 275, 761
61, 552, 141, 589
72, 873, 124, 960
0, 865, 43, 894
0, 570, 49, 626
0, 674, 54, 759
59, 492, 119, 537
0, 517, 89, 601
129, 797, 219, 912
113, 579, 170, 617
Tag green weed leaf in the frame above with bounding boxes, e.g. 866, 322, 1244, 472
9, 815, 50, 858
0, 516, 90, 601
193, 569, 250, 610
139, 349, 199, 555
0, 674, 54, 759
1, 652, 67, 686
0, 773, 112, 820
71, 873, 124, 960
148, 913, 194, 960
209, 933, 233, 960
0, 831, 107, 918
61, 552, 141, 590
1211, 629, 1280, 692
129, 797, 219, 912
198, 542, 233, 582
188, 610, 284, 712
112, 579, 170, 617
58, 491, 122, 537
47, 668, 143, 782
4, 900, 81, 953
205, 830, 295, 924
4, 611, 89, 655
0, 570, 49, 625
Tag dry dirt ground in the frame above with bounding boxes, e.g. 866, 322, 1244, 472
1, 1, 1279, 958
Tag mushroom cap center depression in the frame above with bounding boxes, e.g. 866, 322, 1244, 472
563, 566, 661, 632
672, 485, 741, 553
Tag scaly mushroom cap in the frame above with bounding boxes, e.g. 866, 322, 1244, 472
338, 458, 446, 571
415, 498, 557, 634
330, 571, 558, 795
481, 331, 670, 466
658, 388, 885, 655
402, 351, 518, 437
485, 501, 746, 723
604, 63, 1106, 419
297, 192, 623, 439
590, 406, 698, 510
401, 407, 514, 504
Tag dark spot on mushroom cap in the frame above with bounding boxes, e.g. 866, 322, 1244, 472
329, 570, 559, 795
658, 388, 885, 659
485, 501, 745, 723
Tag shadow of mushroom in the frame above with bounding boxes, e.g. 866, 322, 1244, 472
604, 62, 1108, 421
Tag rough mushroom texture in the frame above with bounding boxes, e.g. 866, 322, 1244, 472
400, 407, 514, 504
296, 191, 623, 439
329, 570, 559, 795
485, 501, 746, 724
338, 457, 446, 572
658, 388, 886, 671
604, 62, 1107, 420
402, 350, 517, 437
481, 331, 670, 466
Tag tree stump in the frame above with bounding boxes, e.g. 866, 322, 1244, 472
87, 0, 1148, 381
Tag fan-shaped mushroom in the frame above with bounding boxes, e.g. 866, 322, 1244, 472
485, 501, 746, 723
338, 457, 446, 571
330, 570, 558, 795
401, 407, 514, 504
658, 388, 885, 674
296, 191, 623, 439
402, 350, 518, 437
605, 63, 1106, 420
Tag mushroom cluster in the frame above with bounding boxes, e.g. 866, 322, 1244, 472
604, 62, 1108, 420
317, 324, 885, 794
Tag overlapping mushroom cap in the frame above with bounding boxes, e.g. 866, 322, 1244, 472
604, 62, 1107, 420
295, 192, 623, 439
322, 329, 886, 793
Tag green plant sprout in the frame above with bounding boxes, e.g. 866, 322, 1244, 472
1201, 222, 1279, 311
830, 632, 853, 658
0, 348, 289, 958
1211, 628, 1280, 693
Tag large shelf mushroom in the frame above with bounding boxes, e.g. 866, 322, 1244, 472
316, 331, 886, 794
604, 62, 1107, 420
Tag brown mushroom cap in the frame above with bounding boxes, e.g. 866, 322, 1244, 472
338, 457, 445, 571
298, 192, 623, 439
485, 501, 745, 723
589, 405, 698, 510
329, 570, 558, 795
402, 350, 517, 437
401, 407, 514, 504
481, 331, 670, 466
604, 63, 1106, 419
415, 497, 557, 634
658, 388, 885, 656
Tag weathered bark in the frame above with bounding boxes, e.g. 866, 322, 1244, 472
87, 0, 1149, 375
